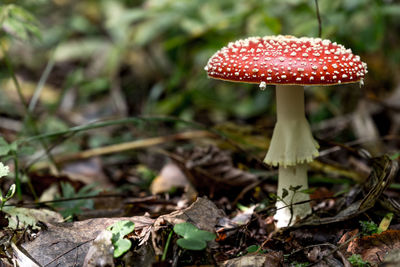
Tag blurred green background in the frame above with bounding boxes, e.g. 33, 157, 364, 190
0, 0, 399, 150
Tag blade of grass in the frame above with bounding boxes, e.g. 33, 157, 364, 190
28, 50, 56, 112
162, 230, 173, 262
1, 42, 59, 199
32, 130, 213, 169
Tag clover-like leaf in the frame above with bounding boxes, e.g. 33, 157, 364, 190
281, 188, 288, 199
0, 162, 10, 178
113, 238, 131, 258
0, 138, 11, 157
107, 220, 135, 258
173, 222, 216, 251
289, 185, 303, 192
177, 238, 206, 250
5, 184, 15, 200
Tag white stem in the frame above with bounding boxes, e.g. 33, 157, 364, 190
264, 85, 319, 167
263, 85, 318, 227
274, 164, 311, 228
276, 84, 305, 122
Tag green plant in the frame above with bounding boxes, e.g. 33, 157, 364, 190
293, 262, 310, 267
173, 222, 216, 251
0, 138, 21, 199
0, 162, 15, 210
52, 182, 100, 219
347, 254, 370, 267
359, 220, 380, 236
162, 230, 174, 261
0, 4, 41, 41
246, 245, 263, 254
107, 220, 135, 258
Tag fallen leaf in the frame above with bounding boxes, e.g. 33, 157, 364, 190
171, 146, 258, 197
220, 252, 282, 267
346, 229, 400, 264
83, 230, 114, 267
21, 216, 154, 267
3, 207, 63, 230
295, 155, 398, 227
150, 163, 190, 194
382, 248, 400, 267
11, 242, 41, 267
152, 197, 225, 255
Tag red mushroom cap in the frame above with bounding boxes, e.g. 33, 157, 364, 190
205, 35, 368, 86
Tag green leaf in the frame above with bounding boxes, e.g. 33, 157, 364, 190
107, 220, 135, 258
246, 245, 260, 253
347, 254, 370, 267
17, 145, 35, 157
360, 220, 379, 236
281, 188, 288, 199
299, 188, 316, 195
113, 238, 132, 258
9, 141, 18, 152
173, 222, 216, 251
176, 238, 206, 251
108, 220, 135, 239
289, 185, 303, 192
0, 137, 11, 156
5, 184, 15, 200
0, 4, 41, 41
52, 182, 100, 218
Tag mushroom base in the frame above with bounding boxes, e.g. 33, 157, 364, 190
274, 164, 312, 228
263, 117, 319, 167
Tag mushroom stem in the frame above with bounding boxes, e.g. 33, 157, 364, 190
275, 164, 311, 228
264, 85, 319, 166
264, 85, 317, 227
276, 84, 306, 122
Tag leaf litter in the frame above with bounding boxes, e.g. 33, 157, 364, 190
1, 138, 400, 266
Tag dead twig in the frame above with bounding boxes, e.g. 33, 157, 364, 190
33, 130, 214, 169
314, 0, 322, 37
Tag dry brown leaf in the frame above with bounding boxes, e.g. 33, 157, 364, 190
152, 197, 225, 255
83, 230, 114, 267
220, 252, 282, 267
173, 146, 257, 197
346, 229, 400, 264
382, 248, 400, 267
11, 242, 41, 267
3, 207, 63, 230
61, 157, 112, 187
150, 163, 190, 194
21, 216, 154, 267
2, 78, 59, 106
295, 155, 398, 227
352, 99, 383, 156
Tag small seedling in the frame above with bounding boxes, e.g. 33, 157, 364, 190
347, 254, 370, 267
237, 244, 267, 256
173, 222, 216, 251
52, 182, 100, 219
107, 220, 135, 258
293, 262, 310, 267
0, 162, 15, 210
0, 137, 35, 199
359, 220, 380, 236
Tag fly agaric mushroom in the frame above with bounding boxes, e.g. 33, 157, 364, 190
204, 35, 367, 227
